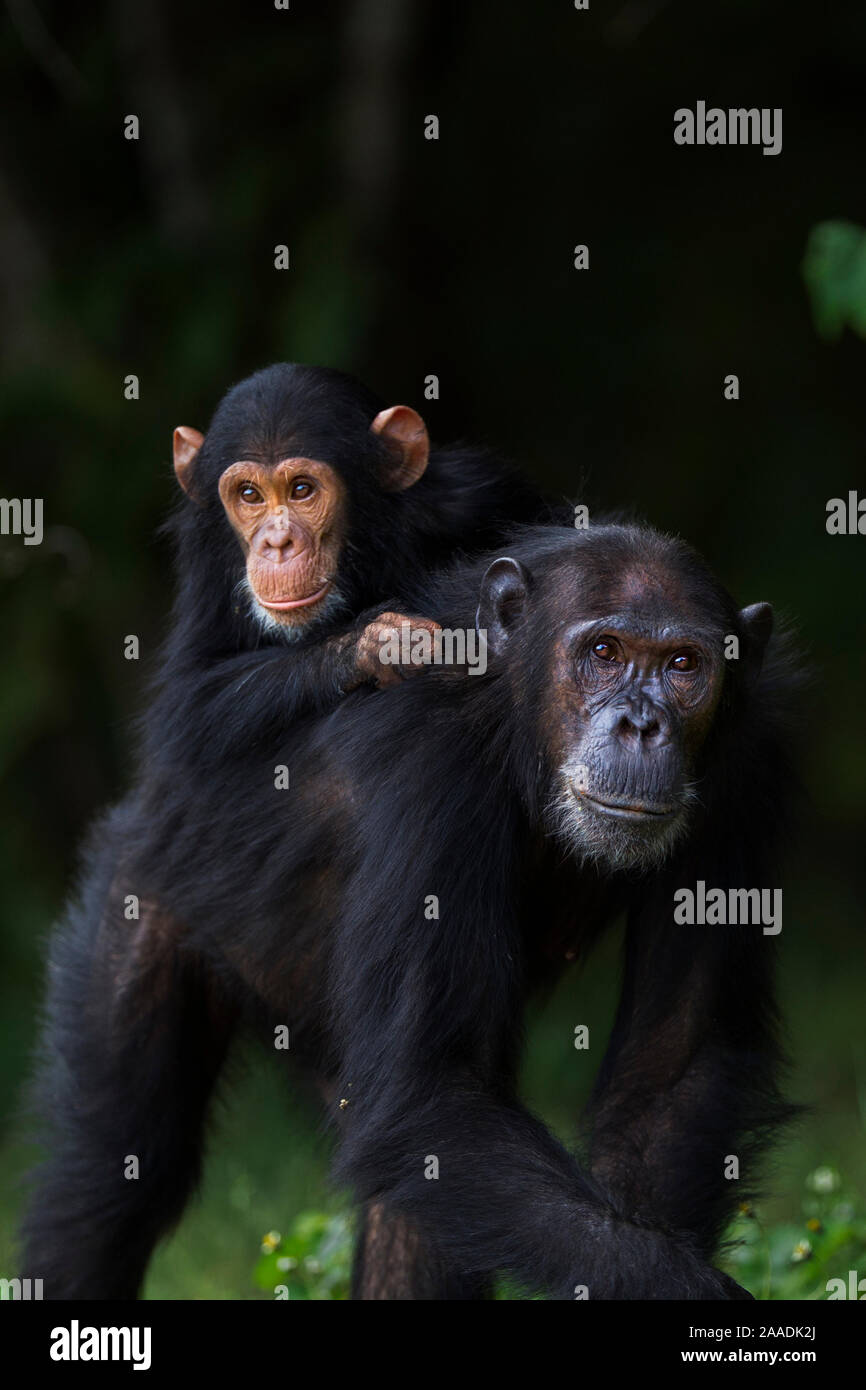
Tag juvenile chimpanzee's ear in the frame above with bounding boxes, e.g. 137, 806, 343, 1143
476, 557, 531, 658
738, 602, 774, 686
173, 427, 205, 497
370, 406, 430, 491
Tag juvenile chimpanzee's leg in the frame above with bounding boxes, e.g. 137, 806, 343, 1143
353, 1202, 492, 1299
20, 889, 236, 1299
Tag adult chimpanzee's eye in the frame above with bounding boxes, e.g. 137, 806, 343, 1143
291, 479, 315, 500
592, 640, 620, 662
238, 483, 262, 504
669, 651, 698, 672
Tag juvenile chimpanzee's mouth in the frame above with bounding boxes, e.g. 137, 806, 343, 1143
258, 581, 332, 611
571, 785, 676, 821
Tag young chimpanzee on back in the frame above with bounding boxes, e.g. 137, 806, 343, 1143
159, 362, 548, 773
21, 522, 798, 1300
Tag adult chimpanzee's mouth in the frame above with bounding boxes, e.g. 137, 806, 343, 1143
571, 785, 676, 821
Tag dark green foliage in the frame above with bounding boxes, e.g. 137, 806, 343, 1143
803, 222, 866, 341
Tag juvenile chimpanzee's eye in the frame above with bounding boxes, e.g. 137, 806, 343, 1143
238, 483, 262, 504
669, 650, 698, 672
592, 639, 620, 662
291, 479, 315, 500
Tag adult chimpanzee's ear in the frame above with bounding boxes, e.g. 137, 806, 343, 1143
476, 557, 531, 658
739, 602, 773, 685
370, 406, 430, 491
173, 427, 205, 497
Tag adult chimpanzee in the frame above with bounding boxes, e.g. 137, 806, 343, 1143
160, 361, 548, 770
21, 523, 796, 1300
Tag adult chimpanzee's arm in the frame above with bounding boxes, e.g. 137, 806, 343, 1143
335, 1030, 749, 1300
328, 836, 750, 1301
586, 843, 795, 1258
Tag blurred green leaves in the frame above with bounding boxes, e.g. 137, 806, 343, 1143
802, 221, 866, 341
254, 1212, 352, 1301
724, 1168, 866, 1300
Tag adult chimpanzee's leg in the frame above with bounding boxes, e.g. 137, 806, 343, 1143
352, 1202, 492, 1299
20, 886, 236, 1299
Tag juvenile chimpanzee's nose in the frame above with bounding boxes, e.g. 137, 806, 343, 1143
256, 518, 307, 562
265, 526, 292, 554
614, 699, 669, 747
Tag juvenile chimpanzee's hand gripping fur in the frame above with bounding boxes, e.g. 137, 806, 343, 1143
21, 524, 798, 1300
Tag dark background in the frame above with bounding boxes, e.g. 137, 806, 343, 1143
1, 0, 864, 1297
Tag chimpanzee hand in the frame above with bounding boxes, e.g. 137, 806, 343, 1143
342, 612, 443, 690
646, 1261, 754, 1301
576, 1219, 757, 1300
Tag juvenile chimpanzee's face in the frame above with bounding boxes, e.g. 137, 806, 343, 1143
476, 540, 772, 872
171, 386, 431, 634
217, 456, 348, 629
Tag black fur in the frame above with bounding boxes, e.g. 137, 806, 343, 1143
20, 523, 799, 1300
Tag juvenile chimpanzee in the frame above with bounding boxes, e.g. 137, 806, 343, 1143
21, 524, 797, 1300
158, 362, 548, 772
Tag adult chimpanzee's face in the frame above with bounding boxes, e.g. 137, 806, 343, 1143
545, 607, 724, 870
476, 543, 771, 872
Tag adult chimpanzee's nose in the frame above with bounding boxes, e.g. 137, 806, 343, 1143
614, 699, 669, 747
